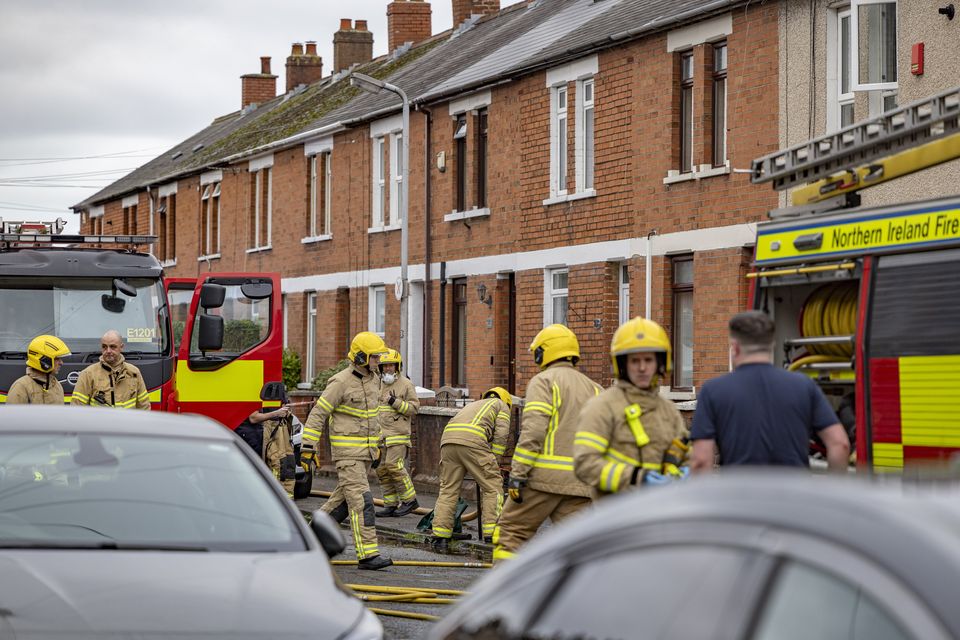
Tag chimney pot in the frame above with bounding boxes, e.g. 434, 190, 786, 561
291, 42, 304, 56
243, 56, 278, 109
334, 17, 374, 73
260, 56, 271, 74
340, 18, 352, 30
355, 19, 369, 31
286, 40, 323, 92
305, 41, 318, 56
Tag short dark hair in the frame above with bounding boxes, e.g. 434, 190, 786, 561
729, 311, 775, 352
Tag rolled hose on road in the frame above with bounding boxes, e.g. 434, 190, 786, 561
333, 559, 492, 568
796, 282, 858, 361
349, 585, 468, 622
310, 489, 480, 522
367, 607, 439, 622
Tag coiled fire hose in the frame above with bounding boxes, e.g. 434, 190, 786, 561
789, 282, 858, 370
348, 585, 471, 622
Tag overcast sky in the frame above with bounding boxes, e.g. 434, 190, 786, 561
0, 0, 523, 233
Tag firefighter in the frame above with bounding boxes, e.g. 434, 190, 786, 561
374, 348, 420, 518
243, 404, 296, 497
7, 335, 71, 405
302, 331, 393, 570
493, 325, 602, 562
71, 330, 151, 409
573, 317, 688, 497
432, 387, 512, 553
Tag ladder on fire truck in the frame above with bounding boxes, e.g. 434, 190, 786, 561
751, 85, 960, 213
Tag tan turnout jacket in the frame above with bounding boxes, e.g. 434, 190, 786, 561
441, 397, 511, 457
379, 376, 419, 447
303, 364, 381, 462
6, 368, 65, 405
511, 362, 602, 498
71, 356, 150, 409
574, 380, 687, 496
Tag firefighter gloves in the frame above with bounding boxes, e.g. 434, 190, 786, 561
507, 476, 526, 503
388, 391, 398, 407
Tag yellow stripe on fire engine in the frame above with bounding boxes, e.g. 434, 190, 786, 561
872, 443, 904, 471
899, 355, 960, 449
176, 360, 264, 403
755, 205, 960, 264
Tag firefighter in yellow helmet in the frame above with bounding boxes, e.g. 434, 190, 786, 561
432, 387, 512, 553
303, 331, 393, 570
573, 317, 689, 497
374, 348, 420, 517
71, 330, 151, 409
493, 325, 602, 563
6, 335, 71, 405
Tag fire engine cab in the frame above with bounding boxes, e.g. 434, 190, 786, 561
0, 220, 282, 431
749, 85, 960, 473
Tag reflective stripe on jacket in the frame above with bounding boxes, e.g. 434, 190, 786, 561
511, 362, 601, 498
71, 357, 150, 410
379, 376, 419, 446
303, 364, 381, 461
573, 380, 687, 496
6, 368, 65, 405
441, 397, 511, 456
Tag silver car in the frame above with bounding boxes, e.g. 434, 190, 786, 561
0, 406, 381, 639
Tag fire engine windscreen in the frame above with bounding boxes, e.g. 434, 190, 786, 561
0, 277, 167, 355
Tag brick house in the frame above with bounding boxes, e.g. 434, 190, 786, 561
74, 0, 781, 402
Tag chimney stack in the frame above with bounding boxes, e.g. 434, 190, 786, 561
241, 56, 277, 109
452, 0, 500, 28
387, 0, 432, 52
333, 19, 374, 74
286, 40, 324, 92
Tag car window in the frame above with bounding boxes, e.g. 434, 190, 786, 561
522, 545, 752, 640
752, 561, 912, 640
0, 433, 305, 552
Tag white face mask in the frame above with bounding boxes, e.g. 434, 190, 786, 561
382, 373, 396, 385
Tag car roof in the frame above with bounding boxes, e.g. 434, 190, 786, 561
0, 405, 234, 441
474, 472, 960, 632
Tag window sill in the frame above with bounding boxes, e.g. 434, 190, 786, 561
197, 254, 221, 262
659, 387, 696, 401
367, 224, 401, 235
301, 234, 332, 244
245, 245, 272, 254
542, 189, 596, 206
663, 163, 730, 185
160, 258, 177, 268
444, 207, 490, 222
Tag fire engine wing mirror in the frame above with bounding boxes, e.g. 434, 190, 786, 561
101, 294, 126, 314
113, 278, 137, 298
310, 510, 346, 558
197, 314, 224, 352
200, 283, 226, 309
260, 381, 288, 403
240, 281, 272, 300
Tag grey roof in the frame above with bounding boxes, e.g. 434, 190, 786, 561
76, 0, 746, 211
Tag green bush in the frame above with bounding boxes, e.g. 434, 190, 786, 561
312, 359, 350, 392
223, 319, 262, 351
283, 348, 302, 391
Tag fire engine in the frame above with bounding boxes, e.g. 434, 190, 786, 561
749, 85, 960, 473
0, 221, 283, 432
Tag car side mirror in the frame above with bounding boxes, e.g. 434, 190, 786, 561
200, 283, 226, 309
198, 314, 224, 352
101, 294, 126, 313
310, 510, 346, 558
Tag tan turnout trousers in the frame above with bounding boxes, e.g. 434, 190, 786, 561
433, 443, 504, 541
376, 445, 417, 506
494, 487, 590, 554
321, 459, 379, 559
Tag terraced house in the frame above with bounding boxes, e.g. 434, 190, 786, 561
75, 0, 780, 399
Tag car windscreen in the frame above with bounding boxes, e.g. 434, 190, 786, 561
0, 277, 168, 355
0, 432, 306, 552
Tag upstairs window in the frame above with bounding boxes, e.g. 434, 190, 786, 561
390, 132, 403, 226
476, 108, 488, 208
200, 183, 220, 257
679, 52, 694, 174
712, 43, 727, 167
454, 115, 468, 212
158, 194, 176, 263
372, 136, 387, 228
577, 78, 595, 191
553, 85, 569, 196
249, 168, 271, 250
122, 203, 137, 235
850, 0, 897, 92
308, 152, 332, 238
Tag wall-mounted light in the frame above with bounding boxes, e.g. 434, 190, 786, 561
476, 283, 492, 306
939, 4, 955, 20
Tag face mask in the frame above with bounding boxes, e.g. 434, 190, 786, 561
382, 373, 396, 385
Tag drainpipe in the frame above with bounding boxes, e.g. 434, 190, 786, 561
419, 105, 433, 389
146, 185, 156, 258
645, 230, 657, 319
439, 261, 447, 386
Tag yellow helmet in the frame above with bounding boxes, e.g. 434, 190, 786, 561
348, 332, 387, 367
530, 324, 580, 370
380, 348, 402, 371
483, 386, 512, 408
27, 335, 71, 373
610, 317, 672, 380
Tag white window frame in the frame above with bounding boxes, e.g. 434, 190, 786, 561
828, 8, 856, 132
619, 264, 630, 326
199, 182, 220, 258
849, 0, 898, 92
576, 77, 595, 193
306, 292, 317, 382
308, 151, 332, 239
544, 268, 569, 327
249, 167, 272, 251
369, 285, 386, 337
390, 132, 403, 226
552, 85, 569, 197
282, 295, 289, 349
372, 136, 386, 228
